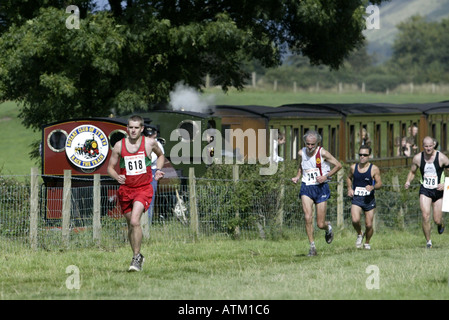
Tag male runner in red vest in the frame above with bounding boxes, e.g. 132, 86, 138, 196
108, 115, 165, 271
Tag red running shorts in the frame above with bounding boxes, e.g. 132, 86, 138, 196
117, 184, 153, 214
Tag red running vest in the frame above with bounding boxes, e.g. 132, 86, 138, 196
119, 137, 152, 187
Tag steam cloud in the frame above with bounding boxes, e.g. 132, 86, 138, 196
169, 82, 215, 113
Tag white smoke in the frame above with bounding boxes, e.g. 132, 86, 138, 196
169, 82, 215, 113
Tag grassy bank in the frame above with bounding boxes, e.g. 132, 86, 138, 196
1, 231, 448, 300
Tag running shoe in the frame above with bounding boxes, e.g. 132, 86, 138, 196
363, 243, 371, 250
128, 253, 145, 272
307, 246, 317, 257
356, 233, 364, 249
325, 224, 334, 244
438, 223, 445, 235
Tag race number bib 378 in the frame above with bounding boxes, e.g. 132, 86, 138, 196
124, 154, 147, 176
423, 173, 438, 189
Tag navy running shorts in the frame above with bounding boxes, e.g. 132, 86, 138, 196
351, 196, 376, 212
300, 182, 331, 204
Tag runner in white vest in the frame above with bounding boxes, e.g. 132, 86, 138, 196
404, 136, 449, 248
292, 130, 342, 256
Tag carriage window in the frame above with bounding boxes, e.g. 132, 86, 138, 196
317, 128, 323, 143
300, 126, 305, 149
222, 125, 231, 143
292, 128, 299, 159
207, 120, 216, 129
388, 123, 394, 157
109, 130, 127, 149
442, 123, 447, 151
407, 123, 419, 156
178, 120, 200, 142
330, 127, 337, 157
47, 130, 68, 152
349, 125, 355, 160
375, 124, 381, 158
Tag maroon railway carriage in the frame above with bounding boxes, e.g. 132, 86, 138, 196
41, 117, 177, 220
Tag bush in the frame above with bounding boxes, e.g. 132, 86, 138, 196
363, 73, 402, 92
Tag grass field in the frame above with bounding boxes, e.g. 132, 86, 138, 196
0, 101, 40, 177
1, 231, 448, 300
205, 87, 449, 107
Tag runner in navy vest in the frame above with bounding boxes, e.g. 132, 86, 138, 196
292, 130, 342, 256
347, 146, 382, 250
405, 136, 449, 248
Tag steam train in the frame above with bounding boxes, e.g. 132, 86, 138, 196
41, 101, 449, 220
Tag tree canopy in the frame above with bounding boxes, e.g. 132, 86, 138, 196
390, 15, 449, 84
0, 0, 386, 133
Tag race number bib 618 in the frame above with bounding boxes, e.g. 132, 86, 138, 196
124, 154, 147, 176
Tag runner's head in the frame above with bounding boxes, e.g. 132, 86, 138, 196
303, 130, 321, 154
422, 136, 436, 155
358, 146, 371, 163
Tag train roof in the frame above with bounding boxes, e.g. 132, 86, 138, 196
139, 109, 214, 119
213, 105, 274, 117
223, 102, 449, 118
262, 104, 343, 118
415, 102, 449, 114
277, 103, 428, 116
42, 117, 128, 129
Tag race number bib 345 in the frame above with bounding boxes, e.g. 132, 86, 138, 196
124, 154, 147, 176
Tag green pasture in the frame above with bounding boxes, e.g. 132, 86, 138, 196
0, 101, 40, 177
205, 87, 449, 107
1, 231, 449, 300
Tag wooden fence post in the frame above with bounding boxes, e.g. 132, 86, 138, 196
189, 167, 199, 240
93, 174, 101, 245
30, 167, 39, 250
337, 169, 344, 228
275, 163, 284, 228
392, 175, 405, 230
233, 165, 240, 238
62, 170, 72, 248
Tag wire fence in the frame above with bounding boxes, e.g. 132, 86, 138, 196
0, 170, 425, 252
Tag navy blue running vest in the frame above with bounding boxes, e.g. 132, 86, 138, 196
352, 163, 375, 201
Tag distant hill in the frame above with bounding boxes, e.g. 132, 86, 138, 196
364, 0, 449, 63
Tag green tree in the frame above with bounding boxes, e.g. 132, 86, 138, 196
391, 15, 449, 83
0, 0, 387, 136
